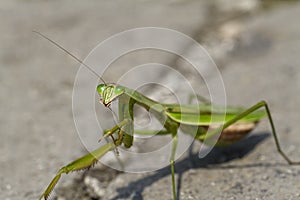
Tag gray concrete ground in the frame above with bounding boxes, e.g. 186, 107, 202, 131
1, 1, 300, 200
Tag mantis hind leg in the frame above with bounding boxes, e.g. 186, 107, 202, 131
39, 143, 114, 200
205, 100, 300, 165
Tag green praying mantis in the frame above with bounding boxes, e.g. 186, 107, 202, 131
35, 31, 300, 200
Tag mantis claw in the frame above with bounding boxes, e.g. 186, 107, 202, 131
39, 143, 114, 200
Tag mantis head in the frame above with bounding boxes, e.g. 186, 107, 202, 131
97, 84, 125, 106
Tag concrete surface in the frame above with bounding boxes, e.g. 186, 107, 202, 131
1, 1, 300, 200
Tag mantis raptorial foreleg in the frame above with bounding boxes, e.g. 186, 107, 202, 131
40, 111, 132, 200
39, 143, 114, 200
100, 119, 131, 143
118, 94, 135, 148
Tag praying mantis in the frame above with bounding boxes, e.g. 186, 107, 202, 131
35, 31, 300, 200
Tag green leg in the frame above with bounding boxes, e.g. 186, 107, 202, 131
170, 133, 178, 200
134, 127, 180, 199
206, 101, 300, 165
39, 143, 114, 200
99, 118, 130, 143
134, 129, 171, 136
135, 129, 178, 199
100, 119, 131, 169
134, 128, 178, 199
118, 95, 135, 148
134, 127, 180, 198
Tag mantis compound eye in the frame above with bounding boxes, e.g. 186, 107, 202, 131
97, 83, 106, 95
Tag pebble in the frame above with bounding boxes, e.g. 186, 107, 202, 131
84, 175, 105, 197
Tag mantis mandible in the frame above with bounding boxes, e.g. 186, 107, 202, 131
35, 32, 300, 200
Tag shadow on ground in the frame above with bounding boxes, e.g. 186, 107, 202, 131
107, 133, 279, 200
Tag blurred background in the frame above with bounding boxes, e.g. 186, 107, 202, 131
1, 0, 300, 199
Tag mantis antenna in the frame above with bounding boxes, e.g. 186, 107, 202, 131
33, 31, 106, 84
